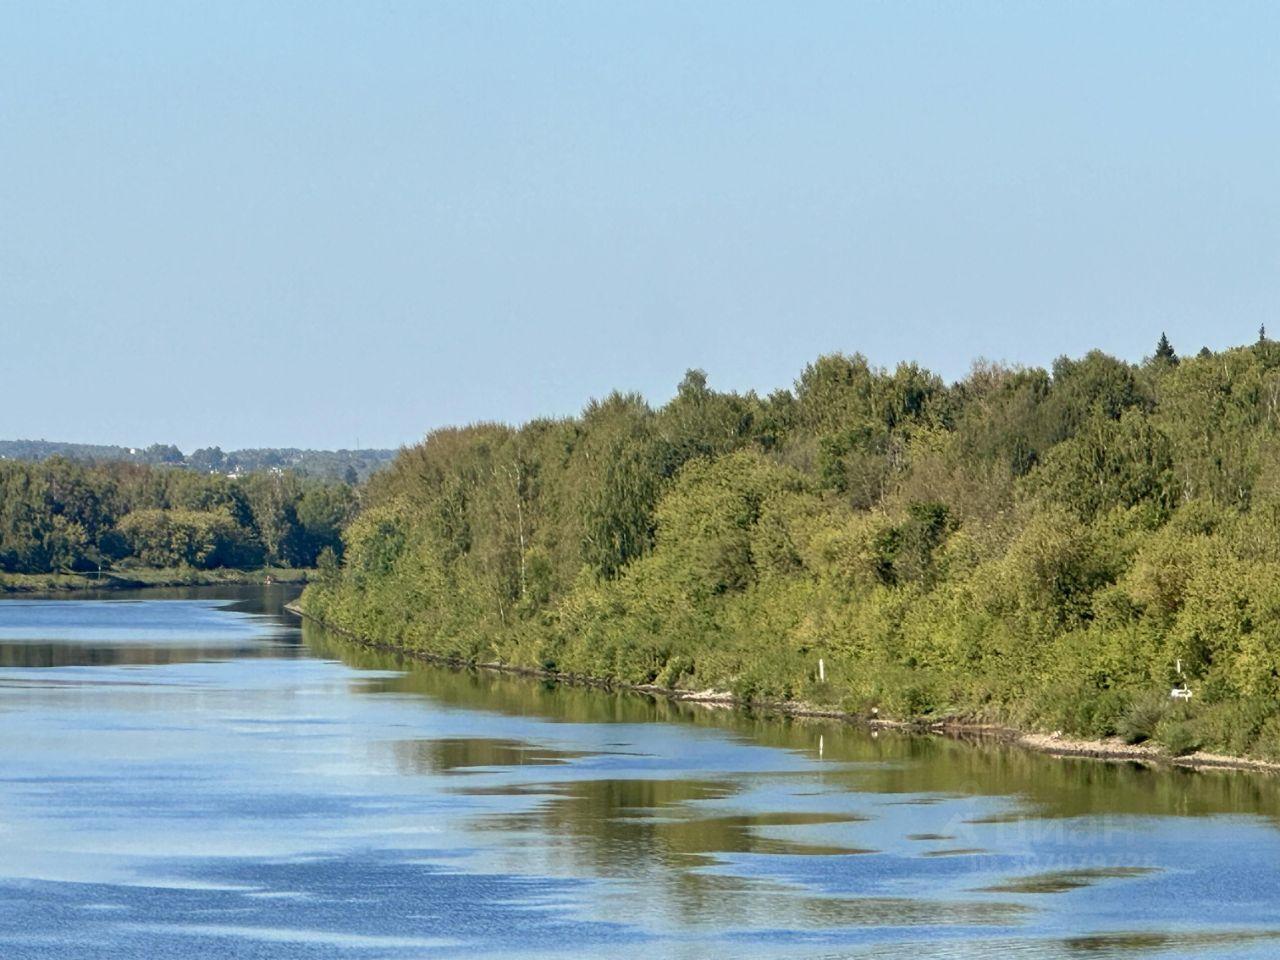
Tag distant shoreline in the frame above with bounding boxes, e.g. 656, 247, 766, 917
285, 601, 1280, 777
1, 566, 311, 595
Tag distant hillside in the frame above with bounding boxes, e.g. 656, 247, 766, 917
0, 439, 396, 482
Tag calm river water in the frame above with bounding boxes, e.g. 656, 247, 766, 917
2, 586, 1280, 958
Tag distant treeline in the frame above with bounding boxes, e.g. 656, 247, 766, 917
0, 458, 356, 573
0, 439, 396, 482
305, 332, 1280, 761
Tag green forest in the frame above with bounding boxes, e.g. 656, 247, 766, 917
0, 458, 356, 577
301, 333, 1280, 761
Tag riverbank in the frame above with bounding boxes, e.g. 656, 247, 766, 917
2, 566, 311, 595
285, 601, 1280, 776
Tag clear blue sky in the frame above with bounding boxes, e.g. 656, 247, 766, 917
3, 1, 1277, 451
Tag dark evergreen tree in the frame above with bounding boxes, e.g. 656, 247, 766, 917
1154, 332, 1178, 365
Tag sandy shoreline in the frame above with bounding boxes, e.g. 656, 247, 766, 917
284, 601, 1280, 776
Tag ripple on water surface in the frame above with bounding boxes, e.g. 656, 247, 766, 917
3, 587, 1280, 959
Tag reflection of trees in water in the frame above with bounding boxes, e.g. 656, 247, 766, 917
596, 868, 1031, 933
822, 742, 1280, 823
304, 621, 680, 725
475, 776, 867, 867
798, 929, 1280, 959
309, 622, 1280, 930
307, 623, 1280, 826
0, 585, 306, 669
389, 737, 594, 775
0, 641, 300, 669
465, 775, 1025, 931
317, 625, 1280, 936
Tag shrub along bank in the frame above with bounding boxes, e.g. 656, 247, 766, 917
303, 338, 1280, 761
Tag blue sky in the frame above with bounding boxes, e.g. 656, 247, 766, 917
2, 1, 1277, 450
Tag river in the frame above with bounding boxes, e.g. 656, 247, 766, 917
1, 586, 1279, 958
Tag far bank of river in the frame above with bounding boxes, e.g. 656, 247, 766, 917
1, 565, 310, 595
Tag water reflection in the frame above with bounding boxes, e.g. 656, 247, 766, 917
478, 777, 870, 864
981, 866, 1157, 894
0, 586, 301, 671
390, 737, 598, 774
308, 626, 1280, 826
2, 591, 1280, 959
0, 640, 295, 669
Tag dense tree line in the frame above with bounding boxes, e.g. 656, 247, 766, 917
0, 458, 357, 573
304, 335, 1280, 760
